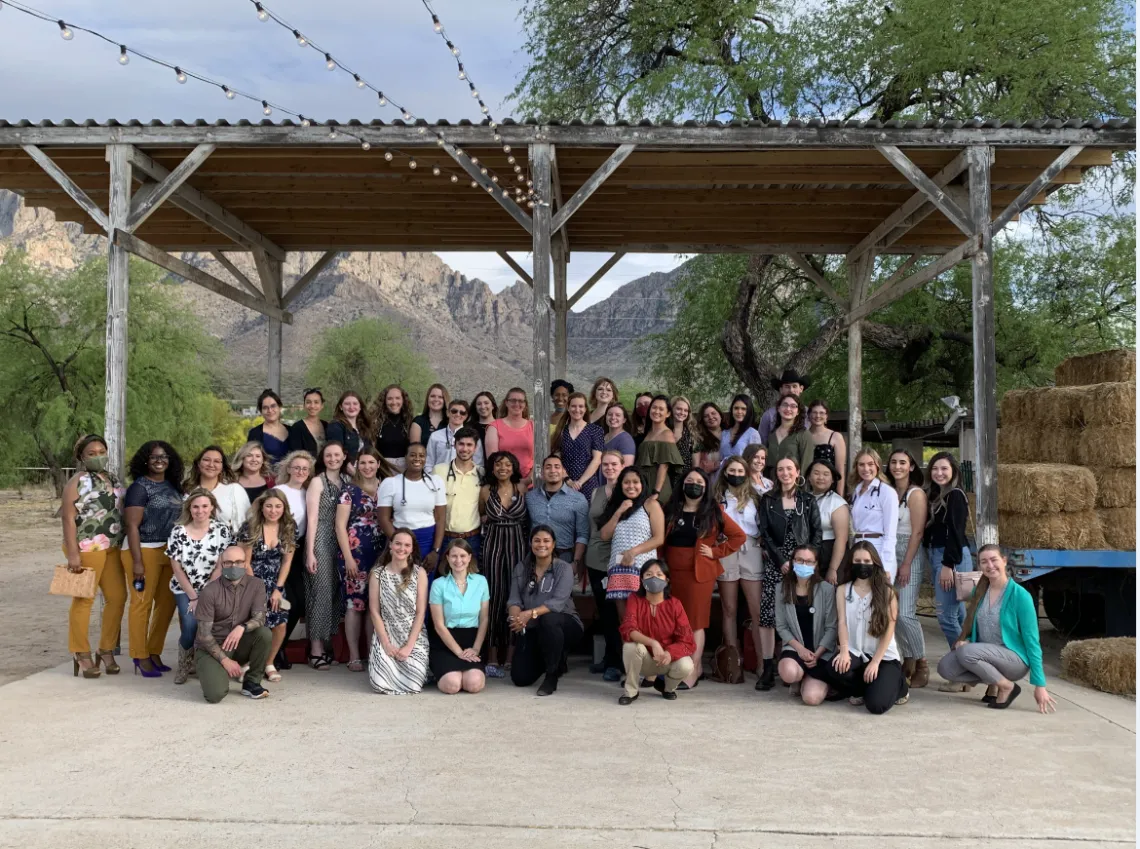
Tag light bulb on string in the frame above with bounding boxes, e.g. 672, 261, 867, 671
432, 166, 441, 176
514, 164, 522, 173
491, 175, 499, 183
58, 20, 73, 39
117, 45, 129, 65
457, 65, 466, 80
503, 145, 511, 153
300, 116, 310, 127
470, 157, 479, 165
481, 105, 489, 114
485, 185, 494, 194
450, 174, 459, 183
435, 137, 445, 146
325, 53, 336, 70
384, 151, 394, 161
432, 14, 441, 32
354, 74, 365, 88
527, 201, 534, 208
328, 127, 338, 139
418, 127, 426, 135
470, 180, 477, 188
293, 29, 306, 46
494, 134, 502, 143
471, 89, 479, 98
262, 100, 272, 116
507, 155, 516, 164
516, 174, 525, 182
222, 85, 236, 100
479, 167, 487, 176
402, 111, 412, 121
446, 41, 459, 55
361, 141, 371, 151
408, 159, 418, 170
255, 2, 269, 21
175, 67, 188, 84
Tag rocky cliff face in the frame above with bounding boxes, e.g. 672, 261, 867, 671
0, 190, 681, 399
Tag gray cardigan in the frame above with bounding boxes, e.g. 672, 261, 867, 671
775, 580, 838, 660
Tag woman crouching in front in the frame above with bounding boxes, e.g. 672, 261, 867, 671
618, 559, 695, 705
937, 544, 1056, 713
775, 544, 836, 706
816, 542, 909, 714
429, 539, 490, 695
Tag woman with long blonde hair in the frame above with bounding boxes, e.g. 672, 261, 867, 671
367, 529, 430, 694
588, 377, 619, 426
238, 488, 297, 683
849, 447, 899, 581
232, 441, 273, 503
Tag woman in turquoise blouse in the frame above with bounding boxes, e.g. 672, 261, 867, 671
937, 544, 1056, 713
429, 539, 490, 694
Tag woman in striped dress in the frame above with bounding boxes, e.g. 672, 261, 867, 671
479, 451, 529, 678
600, 467, 665, 619
304, 441, 350, 669
367, 530, 429, 695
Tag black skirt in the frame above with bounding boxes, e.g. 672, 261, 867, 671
779, 648, 830, 680
429, 626, 486, 678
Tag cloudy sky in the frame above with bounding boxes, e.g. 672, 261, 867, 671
0, 0, 686, 308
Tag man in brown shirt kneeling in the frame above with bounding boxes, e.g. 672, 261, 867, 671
195, 544, 273, 702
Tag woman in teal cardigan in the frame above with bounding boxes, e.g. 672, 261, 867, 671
936, 544, 1057, 713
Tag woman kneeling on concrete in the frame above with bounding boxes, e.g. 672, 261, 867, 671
937, 545, 1057, 713
815, 542, 909, 713
618, 559, 696, 704
429, 539, 490, 695
775, 544, 836, 706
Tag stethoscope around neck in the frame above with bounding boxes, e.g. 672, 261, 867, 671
400, 470, 439, 505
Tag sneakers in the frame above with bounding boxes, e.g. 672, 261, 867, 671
602, 667, 622, 682
241, 682, 269, 700
485, 664, 506, 679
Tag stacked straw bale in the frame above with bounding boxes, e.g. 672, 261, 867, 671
1060, 637, 1136, 696
998, 349, 1136, 550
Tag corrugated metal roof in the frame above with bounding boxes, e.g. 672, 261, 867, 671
0, 117, 1133, 129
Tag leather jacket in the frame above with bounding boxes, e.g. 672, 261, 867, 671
757, 489, 823, 567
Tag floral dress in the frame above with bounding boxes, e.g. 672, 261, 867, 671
338, 483, 384, 613
166, 520, 232, 594
74, 472, 124, 551
238, 522, 290, 629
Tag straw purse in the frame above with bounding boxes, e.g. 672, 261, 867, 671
49, 565, 97, 599
954, 570, 983, 602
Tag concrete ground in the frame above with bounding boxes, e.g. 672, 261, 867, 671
0, 619, 1133, 849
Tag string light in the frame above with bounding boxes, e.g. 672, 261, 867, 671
432, 165, 441, 176
360, 140, 370, 151
300, 115, 310, 126
384, 151, 394, 161
328, 126, 337, 139
408, 159, 418, 170
450, 174, 459, 183
174, 66, 187, 83
354, 73, 365, 88
377, 92, 387, 106
222, 85, 235, 99
117, 44, 129, 65
324, 53, 336, 70
262, 100, 272, 115
293, 29, 306, 46
431, 14, 441, 32
57, 19, 71, 39
255, 2, 269, 21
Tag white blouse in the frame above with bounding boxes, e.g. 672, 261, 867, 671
722, 492, 760, 538
842, 582, 900, 662
201, 481, 250, 535
280, 484, 308, 537
815, 491, 848, 541
850, 479, 899, 579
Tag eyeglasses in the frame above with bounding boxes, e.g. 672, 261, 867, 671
303, 387, 321, 396
220, 559, 245, 568
262, 403, 280, 411
506, 398, 525, 405
448, 408, 466, 415
150, 454, 169, 461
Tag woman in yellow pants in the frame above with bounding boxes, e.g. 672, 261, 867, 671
123, 441, 185, 677
60, 435, 128, 678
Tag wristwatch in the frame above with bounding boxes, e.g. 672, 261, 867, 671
275, 585, 285, 593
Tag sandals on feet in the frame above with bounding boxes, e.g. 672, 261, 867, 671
264, 665, 282, 683
347, 659, 364, 672
310, 654, 331, 671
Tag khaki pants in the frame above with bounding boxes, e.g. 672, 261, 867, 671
66, 547, 127, 654
623, 642, 694, 698
125, 546, 176, 660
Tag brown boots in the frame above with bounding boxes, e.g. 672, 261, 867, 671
174, 645, 194, 685
903, 657, 930, 689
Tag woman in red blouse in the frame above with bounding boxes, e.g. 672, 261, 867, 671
618, 559, 697, 704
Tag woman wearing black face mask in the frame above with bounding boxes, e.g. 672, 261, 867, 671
816, 542, 908, 714
618, 559, 696, 704
660, 469, 746, 688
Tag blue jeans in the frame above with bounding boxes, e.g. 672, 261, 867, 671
928, 545, 974, 648
174, 591, 198, 651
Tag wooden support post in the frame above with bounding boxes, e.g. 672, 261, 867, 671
104, 145, 132, 478
553, 241, 568, 380
126, 143, 215, 231
845, 251, 875, 462
252, 251, 286, 394
210, 251, 264, 300
22, 144, 110, 232
496, 251, 533, 287
968, 145, 998, 546
282, 250, 338, 309
530, 143, 554, 477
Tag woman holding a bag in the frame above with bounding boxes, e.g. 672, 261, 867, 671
59, 435, 128, 679
924, 452, 975, 691
937, 545, 1056, 713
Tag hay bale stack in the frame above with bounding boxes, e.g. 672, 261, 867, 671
1060, 637, 1136, 696
1078, 381, 1136, 426
1055, 349, 1136, 387
1097, 508, 1136, 550
998, 511, 1106, 550
998, 426, 1081, 465
1091, 467, 1137, 508
1002, 386, 1088, 428
996, 464, 1096, 514
1077, 425, 1137, 467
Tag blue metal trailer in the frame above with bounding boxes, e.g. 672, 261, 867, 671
1007, 549, 1136, 638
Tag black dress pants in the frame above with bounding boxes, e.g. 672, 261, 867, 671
816, 656, 908, 714
283, 536, 307, 642
511, 613, 584, 686
587, 569, 623, 669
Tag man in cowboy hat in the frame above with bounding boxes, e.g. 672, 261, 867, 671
756, 368, 811, 444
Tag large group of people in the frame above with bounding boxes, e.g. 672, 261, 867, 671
59, 375, 1055, 713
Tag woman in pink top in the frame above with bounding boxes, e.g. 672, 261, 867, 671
484, 387, 535, 480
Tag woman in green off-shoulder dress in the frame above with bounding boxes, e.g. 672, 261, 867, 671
636, 395, 685, 503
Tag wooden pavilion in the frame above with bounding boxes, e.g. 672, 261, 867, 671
0, 116, 1133, 545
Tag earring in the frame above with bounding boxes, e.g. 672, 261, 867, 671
795, 475, 806, 488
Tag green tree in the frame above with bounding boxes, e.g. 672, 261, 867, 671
304, 317, 437, 411
0, 251, 225, 491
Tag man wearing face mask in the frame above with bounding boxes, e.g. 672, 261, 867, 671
194, 544, 273, 702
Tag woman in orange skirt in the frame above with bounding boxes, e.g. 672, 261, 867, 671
660, 468, 745, 688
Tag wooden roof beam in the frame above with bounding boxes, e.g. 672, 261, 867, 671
788, 253, 846, 309
282, 250, 339, 309
992, 145, 1085, 232
209, 251, 264, 300
567, 252, 626, 309
876, 145, 974, 236
125, 146, 286, 260
551, 144, 636, 235
20, 144, 109, 231
113, 230, 291, 323
440, 140, 533, 234
497, 251, 533, 287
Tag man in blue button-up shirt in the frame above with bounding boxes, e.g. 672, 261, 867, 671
525, 455, 589, 576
